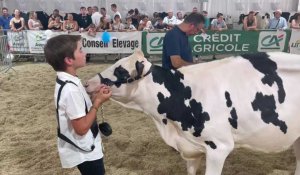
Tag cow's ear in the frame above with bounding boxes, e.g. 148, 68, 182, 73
135, 61, 144, 76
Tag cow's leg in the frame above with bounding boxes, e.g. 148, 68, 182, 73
204, 143, 234, 175
186, 158, 201, 175
293, 137, 300, 175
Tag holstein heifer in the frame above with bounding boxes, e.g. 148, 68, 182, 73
85, 50, 300, 175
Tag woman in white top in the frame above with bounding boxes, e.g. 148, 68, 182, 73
9, 9, 25, 32
291, 13, 300, 29
28, 11, 43, 30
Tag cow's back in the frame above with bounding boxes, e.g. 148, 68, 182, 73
178, 52, 300, 152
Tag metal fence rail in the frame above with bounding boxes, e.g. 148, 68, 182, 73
0, 35, 15, 73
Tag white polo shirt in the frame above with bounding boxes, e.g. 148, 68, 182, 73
91, 12, 102, 26
55, 72, 103, 168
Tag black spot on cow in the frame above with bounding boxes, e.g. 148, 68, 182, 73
162, 119, 167, 125
205, 141, 217, 149
225, 91, 232, 107
241, 52, 285, 103
252, 92, 287, 134
152, 66, 210, 137
113, 65, 131, 87
225, 91, 238, 129
228, 108, 238, 129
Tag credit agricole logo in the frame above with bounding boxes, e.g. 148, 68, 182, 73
258, 31, 286, 52
147, 33, 165, 54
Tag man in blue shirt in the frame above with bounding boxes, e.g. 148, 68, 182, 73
162, 12, 205, 69
0, 7, 13, 31
268, 9, 288, 30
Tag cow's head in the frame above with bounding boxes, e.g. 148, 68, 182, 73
85, 50, 152, 102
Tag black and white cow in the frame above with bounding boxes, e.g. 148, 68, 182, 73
86, 50, 300, 175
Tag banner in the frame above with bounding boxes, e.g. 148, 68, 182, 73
7, 31, 29, 52
27, 30, 67, 53
142, 30, 291, 56
80, 32, 142, 54
289, 29, 300, 54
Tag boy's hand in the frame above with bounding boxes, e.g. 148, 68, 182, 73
92, 84, 112, 108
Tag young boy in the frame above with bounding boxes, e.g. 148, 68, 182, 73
44, 35, 111, 175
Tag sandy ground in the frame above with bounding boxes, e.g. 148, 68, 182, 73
0, 61, 296, 175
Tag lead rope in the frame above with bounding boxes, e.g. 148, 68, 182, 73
100, 105, 105, 123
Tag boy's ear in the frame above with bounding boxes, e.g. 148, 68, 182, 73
64, 57, 73, 66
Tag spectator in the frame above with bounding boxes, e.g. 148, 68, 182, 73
48, 9, 63, 23
132, 8, 141, 28
78, 7, 92, 32
111, 15, 125, 31
154, 17, 166, 31
111, 4, 121, 23
28, 11, 43, 30
97, 16, 112, 32
44, 34, 112, 175
124, 17, 137, 31
162, 12, 205, 69
268, 9, 288, 30
87, 6, 93, 16
290, 13, 300, 29
163, 11, 177, 29
226, 15, 233, 29
138, 15, 153, 31
151, 12, 159, 25
87, 24, 97, 37
62, 13, 78, 33
176, 12, 184, 24
10, 9, 25, 32
243, 11, 257, 30
100, 7, 111, 23
48, 15, 62, 31
192, 7, 198, 13
202, 11, 210, 29
0, 7, 13, 31
91, 6, 102, 27
126, 9, 135, 19
211, 13, 227, 31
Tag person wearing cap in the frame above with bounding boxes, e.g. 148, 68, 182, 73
268, 9, 288, 30
162, 12, 205, 69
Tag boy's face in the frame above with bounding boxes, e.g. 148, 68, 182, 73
73, 41, 86, 69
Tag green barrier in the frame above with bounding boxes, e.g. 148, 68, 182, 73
142, 30, 291, 56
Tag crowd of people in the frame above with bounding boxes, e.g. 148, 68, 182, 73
1, 5, 299, 36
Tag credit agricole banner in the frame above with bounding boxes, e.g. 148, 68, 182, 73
142, 30, 291, 56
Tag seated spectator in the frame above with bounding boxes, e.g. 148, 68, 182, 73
28, 11, 43, 30
124, 17, 137, 31
78, 6, 92, 31
48, 15, 62, 31
87, 23, 97, 37
211, 13, 227, 31
151, 12, 159, 25
87, 7, 93, 16
268, 9, 288, 30
111, 15, 125, 31
138, 15, 153, 31
97, 16, 112, 32
48, 9, 63, 23
62, 13, 78, 33
111, 3, 121, 23
243, 11, 257, 30
154, 17, 166, 31
163, 11, 177, 29
176, 12, 184, 24
10, 9, 25, 32
126, 9, 135, 19
0, 7, 13, 31
291, 13, 300, 29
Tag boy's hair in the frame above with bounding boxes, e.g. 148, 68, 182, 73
44, 35, 81, 71
183, 12, 205, 26
111, 4, 117, 8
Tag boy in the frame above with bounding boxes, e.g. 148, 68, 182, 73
44, 35, 111, 175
